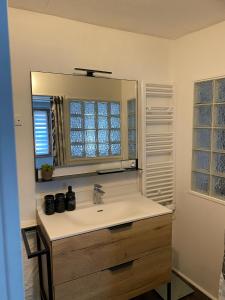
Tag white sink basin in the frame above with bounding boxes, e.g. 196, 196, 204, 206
67, 200, 139, 226
38, 193, 172, 240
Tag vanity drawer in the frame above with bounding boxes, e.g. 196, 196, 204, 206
52, 214, 171, 285
54, 246, 171, 300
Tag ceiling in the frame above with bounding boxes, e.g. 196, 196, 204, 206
8, 0, 225, 39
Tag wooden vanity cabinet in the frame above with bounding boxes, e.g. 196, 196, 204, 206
38, 213, 172, 300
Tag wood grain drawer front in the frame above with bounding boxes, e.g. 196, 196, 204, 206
52, 214, 172, 285
54, 246, 171, 300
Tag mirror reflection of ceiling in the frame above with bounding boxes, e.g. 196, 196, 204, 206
8, 0, 225, 39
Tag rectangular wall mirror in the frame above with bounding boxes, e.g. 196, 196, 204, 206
31, 72, 138, 179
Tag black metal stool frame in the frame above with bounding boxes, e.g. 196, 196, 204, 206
21, 225, 53, 300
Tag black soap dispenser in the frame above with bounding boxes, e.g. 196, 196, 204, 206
66, 186, 76, 211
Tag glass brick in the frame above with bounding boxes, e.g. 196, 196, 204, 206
84, 115, 95, 129
111, 117, 120, 129
85, 144, 96, 157
193, 128, 211, 150
70, 130, 84, 143
213, 129, 225, 151
110, 130, 120, 142
128, 143, 136, 159
194, 105, 211, 127
111, 144, 121, 155
195, 81, 213, 104
99, 144, 109, 156
214, 104, 225, 126
71, 144, 83, 157
98, 116, 108, 129
213, 153, 225, 174
128, 115, 136, 128
192, 150, 210, 172
98, 102, 108, 115
70, 101, 81, 114
70, 116, 82, 129
128, 99, 136, 113
212, 176, 225, 199
215, 78, 225, 102
128, 130, 136, 143
110, 102, 120, 115
192, 172, 209, 194
98, 130, 109, 143
84, 101, 95, 115
85, 130, 96, 143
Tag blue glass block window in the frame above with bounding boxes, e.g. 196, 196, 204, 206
111, 144, 121, 156
71, 145, 83, 157
110, 103, 120, 115
128, 100, 136, 113
213, 153, 225, 174
213, 129, 225, 151
84, 101, 95, 115
110, 130, 120, 142
69, 99, 121, 159
85, 144, 96, 157
192, 172, 209, 194
70, 131, 84, 143
212, 176, 225, 199
194, 106, 211, 127
128, 130, 136, 143
193, 151, 210, 172
128, 144, 136, 157
128, 115, 136, 128
85, 130, 96, 143
84, 115, 95, 129
111, 117, 120, 128
71, 116, 82, 129
98, 102, 108, 115
70, 102, 82, 114
98, 116, 108, 129
195, 80, 213, 104
127, 99, 136, 159
99, 144, 109, 156
193, 129, 211, 150
214, 105, 225, 126
192, 78, 225, 200
98, 130, 109, 143
215, 79, 225, 102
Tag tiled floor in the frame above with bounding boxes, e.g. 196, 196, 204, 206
132, 288, 210, 300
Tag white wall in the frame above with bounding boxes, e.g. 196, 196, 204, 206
171, 21, 225, 298
8, 8, 171, 223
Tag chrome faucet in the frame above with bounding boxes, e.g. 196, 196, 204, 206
93, 184, 105, 204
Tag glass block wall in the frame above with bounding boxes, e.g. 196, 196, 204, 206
192, 78, 225, 200
69, 100, 121, 159
127, 99, 137, 159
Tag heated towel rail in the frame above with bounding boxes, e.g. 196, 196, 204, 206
142, 83, 176, 209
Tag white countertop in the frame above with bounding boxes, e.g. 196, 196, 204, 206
37, 193, 172, 241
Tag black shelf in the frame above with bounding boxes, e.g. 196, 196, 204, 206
37, 168, 142, 183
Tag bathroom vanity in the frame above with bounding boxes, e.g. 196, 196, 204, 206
37, 194, 172, 300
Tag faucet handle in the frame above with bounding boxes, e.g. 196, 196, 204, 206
94, 183, 102, 189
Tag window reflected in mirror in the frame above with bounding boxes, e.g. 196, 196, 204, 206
68, 100, 121, 160
31, 72, 138, 175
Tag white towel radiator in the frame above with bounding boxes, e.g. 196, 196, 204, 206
141, 82, 176, 209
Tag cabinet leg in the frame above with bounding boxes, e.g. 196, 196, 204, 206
167, 282, 171, 300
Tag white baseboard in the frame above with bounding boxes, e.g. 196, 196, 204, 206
173, 268, 217, 300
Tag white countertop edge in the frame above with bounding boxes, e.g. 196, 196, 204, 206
20, 219, 37, 228
39, 209, 172, 241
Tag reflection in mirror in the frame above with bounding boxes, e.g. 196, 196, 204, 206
31, 72, 138, 176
